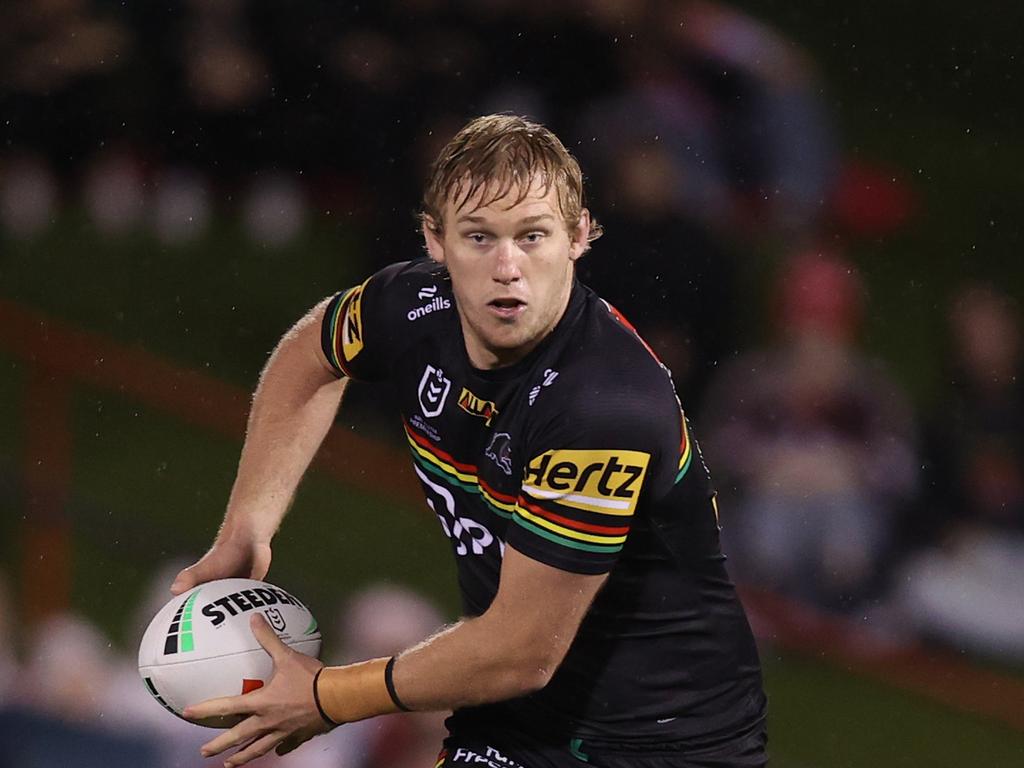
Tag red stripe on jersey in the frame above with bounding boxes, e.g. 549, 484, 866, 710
404, 419, 479, 474
517, 496, 632, 536
480, 477, 516, 504
603, 300, 665, 366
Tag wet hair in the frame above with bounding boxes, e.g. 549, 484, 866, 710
420, 114, 602, 242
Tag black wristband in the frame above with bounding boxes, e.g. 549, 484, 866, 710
384, 656, 412, 712
312, 667, 340, 726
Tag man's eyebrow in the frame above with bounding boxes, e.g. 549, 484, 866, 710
454, 213, 558, 226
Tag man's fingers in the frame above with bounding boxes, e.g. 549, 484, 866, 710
275, 736, 300, 756
198, 713, 264, 758
250, 613, 290, 661
184, 692, 251, 725
224, 731, 285, 768
274, 728, 314, 756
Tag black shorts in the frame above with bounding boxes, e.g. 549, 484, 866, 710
436, 719, 768, 768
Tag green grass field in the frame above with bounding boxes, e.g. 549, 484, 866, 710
763, 652, 1024, 766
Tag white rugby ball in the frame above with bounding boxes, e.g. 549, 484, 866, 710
138, 578, 321, 728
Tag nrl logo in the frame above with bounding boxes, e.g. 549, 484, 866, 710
418, 365, 452, 418
458, 387, 499, 426
264, 608, 286, 632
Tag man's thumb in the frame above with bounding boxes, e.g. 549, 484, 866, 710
170, 567, 196, 595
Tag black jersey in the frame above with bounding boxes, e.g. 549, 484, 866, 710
321, 259, 765, 749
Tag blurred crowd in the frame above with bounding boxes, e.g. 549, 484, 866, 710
2, 0, 1023, 760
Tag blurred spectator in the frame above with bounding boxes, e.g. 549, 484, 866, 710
0, 154, 59, 238
19, 612, 115, 722
702, 251, 917, 611
1, 0, 129, 93
0, 572, 17, 705
577, 137, 738, 404
892, 284, 1024, 658
669, 0, 838, 237
83, 148, 147, 235
152, 166, 213, 245
574, 25, 736, 402
0, 611, 158, 767
242, 172, 309, 248
574, 0, 840, 401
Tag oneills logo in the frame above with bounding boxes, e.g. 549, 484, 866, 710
340, 280, 369, 360
522, 449, 650, 516
458, 387, 499, 426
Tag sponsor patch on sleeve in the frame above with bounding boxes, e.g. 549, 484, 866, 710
339, 278, 368, 362
521, 448, 650, 516
324, 278, 372, 375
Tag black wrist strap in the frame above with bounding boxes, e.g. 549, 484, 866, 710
385, 655, 412, 712
312, 667, 340, 726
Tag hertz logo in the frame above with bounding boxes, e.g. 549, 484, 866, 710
341, 280, 368, 360
458, 387, 498, 426
522, 449, 650, 515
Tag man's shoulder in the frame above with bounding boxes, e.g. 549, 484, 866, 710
361, 258, 455, 326
367, 258, 451, 299
535, 290, 680, 427
564, 290, 676, 392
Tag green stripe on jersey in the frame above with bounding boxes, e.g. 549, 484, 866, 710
409, 449, 514, 519
513, 515, 623, 554
675, 451, 693, 484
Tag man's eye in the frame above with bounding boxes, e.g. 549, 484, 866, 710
467, 233, 488, 244
521, 232, 545, 244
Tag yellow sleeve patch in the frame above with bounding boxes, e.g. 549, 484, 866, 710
339, 277, 370, 362
521, 448, 651, 516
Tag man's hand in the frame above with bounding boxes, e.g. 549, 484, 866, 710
170, 534, 272, 595
184, 614, 330, 767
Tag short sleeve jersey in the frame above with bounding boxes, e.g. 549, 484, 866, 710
321, 259, 765, 748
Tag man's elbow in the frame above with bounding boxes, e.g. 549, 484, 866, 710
499, 645, 568, 696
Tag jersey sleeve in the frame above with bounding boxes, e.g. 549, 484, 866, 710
507, 383, 679, 575
319, 261, 415, 382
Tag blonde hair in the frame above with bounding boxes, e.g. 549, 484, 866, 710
421, 114, 602, 242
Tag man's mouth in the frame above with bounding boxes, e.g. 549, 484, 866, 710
488, 298, 527, 319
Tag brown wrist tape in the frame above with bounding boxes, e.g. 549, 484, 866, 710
315, 657, 402, 724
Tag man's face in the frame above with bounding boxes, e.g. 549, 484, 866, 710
424, 177, 590, 369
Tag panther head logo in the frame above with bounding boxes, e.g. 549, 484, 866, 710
485, 432, 513, 475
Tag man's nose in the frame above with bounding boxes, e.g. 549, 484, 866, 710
493, 238, 522, 284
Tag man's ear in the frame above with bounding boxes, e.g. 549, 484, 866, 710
422, 217, 446, 264
569, 209, 592, 262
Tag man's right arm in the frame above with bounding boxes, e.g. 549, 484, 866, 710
172, 298, 346, 594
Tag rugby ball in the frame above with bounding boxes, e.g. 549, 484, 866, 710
138, 578, 321, 728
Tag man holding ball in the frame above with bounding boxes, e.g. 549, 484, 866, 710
174, 115, 767, 767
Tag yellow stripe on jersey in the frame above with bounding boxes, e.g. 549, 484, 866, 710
514, 503, 629, 546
